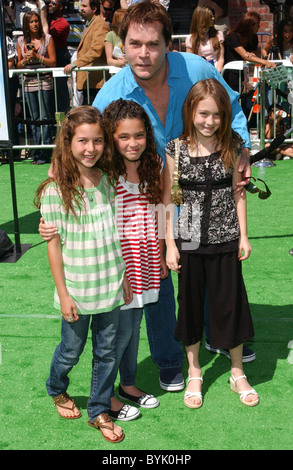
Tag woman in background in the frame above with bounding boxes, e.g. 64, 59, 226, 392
105, 9, 127, 68
185, 5, 224, 73
16, 11, 56, 164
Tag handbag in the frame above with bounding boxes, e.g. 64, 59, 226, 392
170, 138, 183, 206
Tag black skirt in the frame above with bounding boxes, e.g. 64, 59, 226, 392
175, 250, 254, 349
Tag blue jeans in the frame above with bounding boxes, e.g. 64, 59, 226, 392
55, 47, 71, 112
46, 307, 120, 421
26, 88, 54, 161
144, 272, 184, 370
111, 307, 143, 395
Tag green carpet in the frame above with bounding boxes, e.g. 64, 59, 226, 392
0, 159, 292, 451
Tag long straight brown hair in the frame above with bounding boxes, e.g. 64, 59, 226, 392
189, 5, 220, 55
233, 11, 261, 46
181, 79, 240, 170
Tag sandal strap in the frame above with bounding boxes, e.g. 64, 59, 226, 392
53, 392, 73, 407
187, 376, 203, 384
184, 391, 202, 399
239, 388, 258, 400
94, 413, 114, 431
185, 376, 203, 401
232, 373, 247, 384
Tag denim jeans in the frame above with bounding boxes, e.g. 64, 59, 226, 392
111, 307, 143, 395
46, 307, 120, 421
55, 48, 70, 112
144, 272, 184, 370
26, 88, 54, 161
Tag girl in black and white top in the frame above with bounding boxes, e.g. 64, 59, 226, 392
163, 78, 259, 410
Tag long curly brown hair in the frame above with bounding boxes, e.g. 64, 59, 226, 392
34, 106, 115, 217
103, 99, 162, 205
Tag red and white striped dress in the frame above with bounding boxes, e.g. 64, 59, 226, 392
116, 175, 161, 310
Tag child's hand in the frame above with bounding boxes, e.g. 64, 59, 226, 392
39, 217, 58, 241
166, 245, 181, 273
123, 273, 133, 305
160, 257, 169, 279
238, 236, 252, 261
60, 294, 79, 323
235, 148, 251, 196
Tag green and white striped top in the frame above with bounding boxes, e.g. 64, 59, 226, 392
40, 172, 126, 315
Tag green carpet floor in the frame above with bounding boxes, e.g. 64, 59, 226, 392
0, 159, 292, 451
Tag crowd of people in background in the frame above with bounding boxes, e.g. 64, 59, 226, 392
3, 0, 293, 164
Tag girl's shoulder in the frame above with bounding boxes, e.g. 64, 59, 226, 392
44, 33, 53, 46
41, 180, 60, 197
39, 180, 64, 208
165, 137, 186, 157
98, 171, 116, 201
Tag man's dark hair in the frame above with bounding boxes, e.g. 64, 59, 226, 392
118, 0, 172, 46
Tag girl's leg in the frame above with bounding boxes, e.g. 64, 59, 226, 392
119, 307, 143, 393
46, 315, 90, 417
88, 307, 123, 441
184, 341, 202, 407
229, 344, 259, 405
110, 308, 158, 412
88, 307, 120, 419
110, 307, 139, 411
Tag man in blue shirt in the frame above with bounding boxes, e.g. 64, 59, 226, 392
93, 0, 252, 394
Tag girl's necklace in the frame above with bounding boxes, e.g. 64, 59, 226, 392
191, 141, 216, 168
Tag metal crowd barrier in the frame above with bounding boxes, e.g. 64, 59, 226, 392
221, 59, 293, 152
4, 65, 112, 154
3, 36, 291, 157
2, 33, 188, 155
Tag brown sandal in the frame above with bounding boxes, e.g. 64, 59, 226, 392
88, 413, 124, 443
53, 392, 82, 419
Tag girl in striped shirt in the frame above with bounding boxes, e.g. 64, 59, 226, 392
103, 100, 168, 420
34, 106, 132, 443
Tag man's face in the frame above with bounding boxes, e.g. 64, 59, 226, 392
100, 0, 114, 20
48, 0, 60, 15
80, 0, 96, 21
124, 21, 169, 82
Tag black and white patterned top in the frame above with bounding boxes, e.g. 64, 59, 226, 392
166, 139, 240, 253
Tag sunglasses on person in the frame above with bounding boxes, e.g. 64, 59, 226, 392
244, 177, 271, 199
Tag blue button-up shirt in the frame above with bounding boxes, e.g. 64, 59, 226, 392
93, 52, 250, 163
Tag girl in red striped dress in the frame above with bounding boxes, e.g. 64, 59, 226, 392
103, 99, 168, 421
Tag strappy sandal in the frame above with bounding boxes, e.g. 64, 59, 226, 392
183, 376, 203, 409
88, 413, 125, 443
230, 373, 259, 407
53, 392, 82, 419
